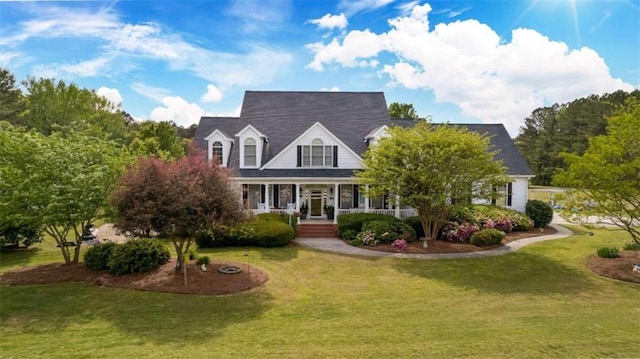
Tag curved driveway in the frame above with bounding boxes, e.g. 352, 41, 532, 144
295, 224, 573, 259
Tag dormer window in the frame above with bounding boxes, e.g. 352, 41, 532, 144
244, 138, 257, 167
212, 141, 223, 164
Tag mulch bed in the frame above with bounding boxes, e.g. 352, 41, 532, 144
0, 260, 269, 296
587, 251, 640, 284
361, 226, 558, 254
2, 227, 638, 292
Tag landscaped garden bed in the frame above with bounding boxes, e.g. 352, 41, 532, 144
0, 259, 268, 295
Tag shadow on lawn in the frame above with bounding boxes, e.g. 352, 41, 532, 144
1, 283, 275, 344
0, 247, 42, 268
393, 251, 598, 295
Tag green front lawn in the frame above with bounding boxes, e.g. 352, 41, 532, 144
1, 227, 638, 358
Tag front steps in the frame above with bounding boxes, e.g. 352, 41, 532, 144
296, 222, 338, 238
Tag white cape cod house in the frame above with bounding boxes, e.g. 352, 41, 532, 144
194, 91, 534, 225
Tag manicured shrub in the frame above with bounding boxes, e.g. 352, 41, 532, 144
596, 247, 619, 258
393, 222, 417, 242
447, 206, 476, 225
337, 213, 399, 237
511, 215, 534, 231
471, 205, 534, 232
525, 200, 553, 228
108, 239, 170, 276
403, 216, 425, 238
196, 220, 293, 248
84, 242, 118, 271
623, 242, 640, 251
441, 222, 480, 242
362, 220, 399, 244
361, 220, 416, 244
470, 229, 505, 246
341, 229, 358, 241
356, 229, 377, 246
254, 221, 294, 247
349, 238, 363, 246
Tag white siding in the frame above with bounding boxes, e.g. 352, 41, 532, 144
510, 177, 529, 212
264, 124, 362, 169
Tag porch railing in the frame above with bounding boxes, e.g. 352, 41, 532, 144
252, 207, 417, 219
336, 208, 417, 220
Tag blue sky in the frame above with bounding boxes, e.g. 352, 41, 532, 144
1, 0, 638, 136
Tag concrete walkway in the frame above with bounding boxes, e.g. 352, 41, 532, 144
295, 224, 573, 259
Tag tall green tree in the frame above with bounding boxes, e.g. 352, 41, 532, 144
388, 102, 426, 121
356, 122, 506, 246
0, 68, 24, 124
110, 151, 245, 271
554, 98, 640, 245
20, 77, 131, 142
129, 121, 186, 159
0, 122, 127, 263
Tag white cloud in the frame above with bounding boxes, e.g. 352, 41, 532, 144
308, 13, 348, 31
130, 82, 172, 102
214, 104, 242, 117
226, 0, 292, 32
339, 0, 395, 15
96, 86, 122, 107
64, 57, 111, 77
0, 52, 21, 67
320, 86, 341, 91
149, 96, 210, 128
201, 84, 223, 103
306, 3, 634, 135
4, 4, 293, 87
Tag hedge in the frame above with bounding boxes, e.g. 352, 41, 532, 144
196, 220, 294, 248
337, 213, 399, 238
469, 229, 505, 246
106, 239, 171, 276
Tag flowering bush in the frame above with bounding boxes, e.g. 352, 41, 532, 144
356, 229, 378, 246
493, 218, 514, 232
441, 222, 480, 242
391, 239, 407, 251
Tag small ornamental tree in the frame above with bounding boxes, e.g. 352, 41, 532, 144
554, 98, 640, 245
0, 122, 126, 263
356, 121, 507, 247
110, 149, 245, 270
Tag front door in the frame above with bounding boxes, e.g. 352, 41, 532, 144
310, 191, 322, 216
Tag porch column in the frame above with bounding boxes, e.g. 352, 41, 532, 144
395, 194, 400, 219
296, 183, 301, 224
333, 183, 339, 224
264, 183, 270, 212
364, 184, 370, 213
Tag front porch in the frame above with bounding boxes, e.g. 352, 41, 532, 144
240, 181, 417, 223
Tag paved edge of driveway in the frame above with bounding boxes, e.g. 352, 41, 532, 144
294, 224, 573, 259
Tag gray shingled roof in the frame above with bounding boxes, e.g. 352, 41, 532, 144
194, 91, 533, 178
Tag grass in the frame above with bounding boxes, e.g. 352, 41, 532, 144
1, 227, 639, 358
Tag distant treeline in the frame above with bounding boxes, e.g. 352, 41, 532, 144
515, 89, 640, 185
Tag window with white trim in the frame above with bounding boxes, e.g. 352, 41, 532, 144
212, 141, 223, 164
244, 138, 256, 166
298, 138, 335, 167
